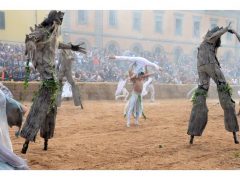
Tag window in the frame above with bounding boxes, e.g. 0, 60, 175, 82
155, 15, 163, 33
77, 10, 87, 24
132, 11, 141, 31
109, 10, 117, 27
0, 11, 5, 30
175, 18, 182, 36
193, 21, 200, 38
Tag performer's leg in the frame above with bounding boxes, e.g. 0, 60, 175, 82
134, 95, 143, 126
149, 85, 155, 102
20, 82, 55, 153
67, 72, 82, 108
126, 94, 136, 127
124, 89, 129, 101
206, 64, 239, 143
40, 105, 57, 150
57, 71, 64, 107
187, 67, 210, 144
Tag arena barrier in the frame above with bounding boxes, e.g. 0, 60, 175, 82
2, 81, 240, 101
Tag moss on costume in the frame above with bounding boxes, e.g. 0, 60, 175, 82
24, 59, 31, 90
218, 83, 233, 96
191, 88, 208, 104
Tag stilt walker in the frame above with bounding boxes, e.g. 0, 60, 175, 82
187, 23, 239, 144
227, 29, 240, 117
20, 10, 86, 154
57, 48, 86, 108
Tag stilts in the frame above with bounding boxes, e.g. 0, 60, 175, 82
21, 140, 29, 154
43, 138, 48, 150
189, 135, 194, 144
233, 132, 239, 144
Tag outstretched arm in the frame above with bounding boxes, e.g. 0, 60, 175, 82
228, 29, 240, 42
206, 23, 231, 43
142, 73, 155, 79
58, 42, 87, 54
109, 55, 138, 62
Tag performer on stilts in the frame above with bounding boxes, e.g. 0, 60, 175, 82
20, 10, 86, 154
56, 47, 86, 108
226, 29, 240, 117
187, 23, 239, 144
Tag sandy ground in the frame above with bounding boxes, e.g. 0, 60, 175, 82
9, 99, 240, 170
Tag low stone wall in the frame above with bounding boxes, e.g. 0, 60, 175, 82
2, 81, 240, 101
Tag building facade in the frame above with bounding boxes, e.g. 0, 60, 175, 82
62, 10, 240, 61
0, 10, 50, 42
1, 10, 240, 61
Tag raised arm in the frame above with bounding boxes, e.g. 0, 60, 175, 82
228, 29, 240, 42
206, 23, 231, 43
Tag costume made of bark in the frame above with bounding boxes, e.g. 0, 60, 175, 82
20, 10, 86, 154
57, 48, 85, 108
187, 25, 239, 144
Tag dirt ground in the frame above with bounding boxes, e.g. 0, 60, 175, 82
9, 99, 240, 170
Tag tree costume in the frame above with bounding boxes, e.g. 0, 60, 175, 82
56, 48, 85, 108
187, 24, 239, 144
20, 10, 86, 154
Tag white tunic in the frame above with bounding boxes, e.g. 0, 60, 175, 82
0, 90, 13, 152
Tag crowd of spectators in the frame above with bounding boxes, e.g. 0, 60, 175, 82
1, 41, 240, 85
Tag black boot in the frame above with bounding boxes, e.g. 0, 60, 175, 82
43, 139, 48, 151
233, 132, 239, 144
21, 140, 29, 154
189, 135, 194, 144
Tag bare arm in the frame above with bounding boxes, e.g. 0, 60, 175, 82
142, 73, 155, 79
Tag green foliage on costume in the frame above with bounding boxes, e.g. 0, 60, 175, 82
24, 59, 31, 90
191, 89, 208, 104
41, 79, 60, 112
218, 83, 233, 96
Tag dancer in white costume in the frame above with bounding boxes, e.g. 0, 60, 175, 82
115, 77, 129, 101
109, 55, 158, 127
0, 86, 29, 170
108, 55, 161, 73
142, 77, 155, 102
0, 90, 13, 151
61, 81, 73, 99
0, 143, 29, 170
